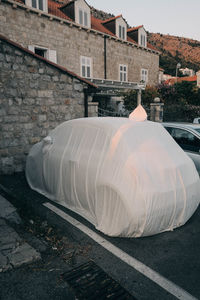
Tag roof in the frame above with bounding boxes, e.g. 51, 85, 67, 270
48, 0, 71, 20
127, 25, 143, 32
91, 16, 115, 36
165, 75, 197, 85
101, 14, 123, 24
7, 0, 158, 52
0, 34, 97, 88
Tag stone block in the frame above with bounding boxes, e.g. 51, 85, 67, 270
12, 64, 19, 71
14, 50, 23, 56
4, 116, 19, 123
0, 252, 11, 273
60, 74, 67, 82
30, 81, 39, 88
2, 157, 14, 167
8, 243, 41, 268
42, 75, 51, 81
52, 75, 59, 82
29, 137, 41, 144
74, 83, 83, 92
0, 53, 4, 61
38, 114, 47, 122
24, 123, 33, 130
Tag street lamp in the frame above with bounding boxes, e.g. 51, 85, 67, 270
176, 63, 181, 83
137, 81, 146, 106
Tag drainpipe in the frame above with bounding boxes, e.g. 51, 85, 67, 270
84, 89, 88, 117
104, 36, 107, 79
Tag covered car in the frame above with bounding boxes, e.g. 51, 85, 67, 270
26, 106, 200, 237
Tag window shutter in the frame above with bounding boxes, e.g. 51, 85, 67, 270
84, 12, 88, 26
79, 9, 83, 25
48, 50, 57, 63
119, 25, 121, 38
122, 27, 125, 40
28, 45, 35, 52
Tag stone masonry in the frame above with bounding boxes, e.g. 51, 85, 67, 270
0, 0, 159, 86
0, 36, 96, 174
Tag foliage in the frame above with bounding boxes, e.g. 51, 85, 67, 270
122, 86, 160, 111
122, 81, 200, 118
159, 51, 199, 76
158, 81, 200, 106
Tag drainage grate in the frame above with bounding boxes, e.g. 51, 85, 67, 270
62, 261, 136, 299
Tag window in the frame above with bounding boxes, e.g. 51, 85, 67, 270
141, 69, 148, 83
119, 65, 127, 82
35, 48, 47, 58
31, 0, 44, 10
79, 9, 88, 26
28, 45, 57, 63
140, 34, 146, 47
81, 56, 92, 78
165, 127, 200, 153
119, 25, 125, 40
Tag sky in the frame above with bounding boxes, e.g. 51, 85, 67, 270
88, 0, 200, 41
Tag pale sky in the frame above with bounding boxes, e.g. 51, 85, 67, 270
88, 0, 200, 41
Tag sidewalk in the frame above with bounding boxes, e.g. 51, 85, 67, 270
0, 195, 41, 272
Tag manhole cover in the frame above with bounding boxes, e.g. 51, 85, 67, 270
62, 261, 136, 299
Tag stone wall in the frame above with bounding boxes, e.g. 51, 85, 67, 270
0, 37, 95, 174
0, 0, 159, 86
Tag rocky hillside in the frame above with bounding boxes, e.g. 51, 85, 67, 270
148, 33, 200, 75
90, 7, 200, 76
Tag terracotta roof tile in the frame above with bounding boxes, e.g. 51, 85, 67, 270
165, 75, 197, 85
101, 14, 122, 24
48, 0, 72, 20
127, 25, 143, 32
10, 0, 158, 52
91, 16, 115, 36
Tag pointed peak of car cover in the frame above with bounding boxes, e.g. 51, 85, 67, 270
129, 105, 147, 122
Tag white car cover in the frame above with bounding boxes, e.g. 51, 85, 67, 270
26, 106, 200, 237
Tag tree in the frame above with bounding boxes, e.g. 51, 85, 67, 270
122, 86, 160, 112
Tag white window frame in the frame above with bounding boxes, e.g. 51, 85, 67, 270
119, 25, 125, 40
25, 0, 47, 12
79, 8, 88, 26
28, 45, 57, 63
119, 64, 128, 82
141, 69, 148, 83
80, 56, 92, 79
140, 34, 146, 47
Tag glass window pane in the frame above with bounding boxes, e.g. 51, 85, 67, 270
79, 9, 83, 25
87, 66, 90, 78
122, 27, 125, 39
119, 25, 121, 38
39, 0, 43, 10
82, 66, 85, 77
124, 73, 126, 81
84, 12, 88, 26
120, 65, 123, 71
32, 0, 36, 8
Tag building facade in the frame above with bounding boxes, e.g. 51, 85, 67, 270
0, 0, 160, 87
0, 35, 96, 174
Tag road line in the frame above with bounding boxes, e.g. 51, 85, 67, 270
43, 202, 197, 300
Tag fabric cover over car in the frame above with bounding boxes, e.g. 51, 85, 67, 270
26, 106, 200, 237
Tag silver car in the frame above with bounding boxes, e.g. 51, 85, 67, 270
163, 122, 200, 174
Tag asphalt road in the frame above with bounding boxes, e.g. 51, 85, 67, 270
0, 173, 199, 300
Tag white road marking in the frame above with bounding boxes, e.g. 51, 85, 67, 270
43, 202, 197, 300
